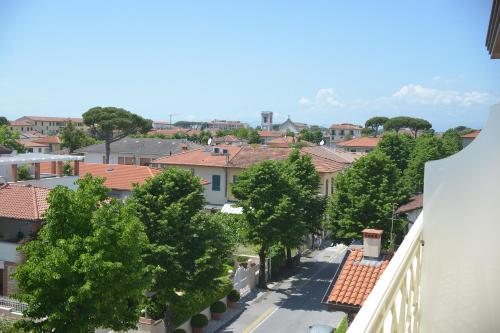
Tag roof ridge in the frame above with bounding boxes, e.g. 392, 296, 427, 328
31, 185, 39, 220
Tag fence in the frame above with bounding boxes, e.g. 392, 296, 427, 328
0, 296, 27, 314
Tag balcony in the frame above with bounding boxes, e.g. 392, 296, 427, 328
347, 104, 500, 333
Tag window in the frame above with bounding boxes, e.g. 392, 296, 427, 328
325, 179, 329, 196
340, 130, 345, 135
331, 177, 335, 194
190, 168, 195, 175
212, 175, 221, 191
139, 158, 152, 166
118, 156, 135, 165
233, 175, 238, 183
331, 129, 336, 135
350, 130, 354, 135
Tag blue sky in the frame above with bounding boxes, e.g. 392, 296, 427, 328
0, 1, 498, 130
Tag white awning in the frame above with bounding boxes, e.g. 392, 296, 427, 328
0, 153, 84, 166
221, 203, 243, 214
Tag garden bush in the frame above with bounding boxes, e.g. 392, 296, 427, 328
190, 313, 208, 328
210, 301, 226, 313
336, 315, 348, 333
172, 277, 233, 326
227, 289, 240, 302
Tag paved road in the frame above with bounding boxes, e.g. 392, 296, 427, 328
220, 245, 347, 333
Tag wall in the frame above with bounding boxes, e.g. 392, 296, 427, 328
0, 219, 35, 242
421, 104, 500, 332
18, 176, 79, 189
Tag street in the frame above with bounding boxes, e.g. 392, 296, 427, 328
220, 245, 347, 333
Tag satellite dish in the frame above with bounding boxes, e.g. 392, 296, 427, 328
320, 140, 325, 146
207, 138, 212, 145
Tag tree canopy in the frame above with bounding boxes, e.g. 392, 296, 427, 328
441, 128, 463, 156
365, 116, 389, 136
0, 125, 25, 152
384, 117, 432, 138
327, 151, 406, 247
299, 128, 324, 144
0, 116, 9, 126
60, 121, 100, 152
376, 132, 415, 173
232, 160, 294, 288
14, 176, 149, 333
83, 107, 152, 163
129, 168, 232, 331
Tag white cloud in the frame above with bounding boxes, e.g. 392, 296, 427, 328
390, 84, 498, 107
299, 88, 343, 108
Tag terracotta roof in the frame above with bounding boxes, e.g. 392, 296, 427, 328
308, 155, 348, 173
301, 146, 364, 164
328, 249, 392, 307
461, 130, 481, 139
229, 147, 292, 168
267, 136, 294, 148
0, 184, 50, 221
396, 194, 423, 214
337, 137, 380, 148
10, 120, 32, 126
18, 116, 83, 123
330, 123, 363, 130
18, 140, 48, 148
258, 131, 283, 138
215, 135, 242, 143
33, 136, 61, 144
153, 145, 242, 167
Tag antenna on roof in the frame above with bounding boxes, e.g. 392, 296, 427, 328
320, 140, 325, 146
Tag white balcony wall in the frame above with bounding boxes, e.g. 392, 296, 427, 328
421, 104, 500, 332
17, 176, 79, 189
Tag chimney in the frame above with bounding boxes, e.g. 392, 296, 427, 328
362, 229, 383, 259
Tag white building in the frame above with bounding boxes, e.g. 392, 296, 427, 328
330, 123, 363, 141
278, 117, 309, 134
10, 116, 84, 135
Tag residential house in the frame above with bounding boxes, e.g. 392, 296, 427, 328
324, 229, 391, 319
152, 145, 359, 206
206, 120, 249, 130
461, 130, 480, 148
18, 140, 49, 154
10, 116, 84, 135
76, 137, 201, 166
330, 124, 363, 141
31, 136, 62, 153
337, 137, 380, 153
258, 130, 283, 143
278, 117, 309, 134
214, 135, 246, 145
396, 193, 423, 231
152, 121, 172, 130
0, 184, 50, 296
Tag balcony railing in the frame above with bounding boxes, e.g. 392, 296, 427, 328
0, 296, 27, 315
347, 213, 423, 333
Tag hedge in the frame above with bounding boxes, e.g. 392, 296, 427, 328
190, 313, 209, 328
210, 301, 226, 313
172, 277, 233, 326
227, 289, 240, 302
336, 316, 348, 333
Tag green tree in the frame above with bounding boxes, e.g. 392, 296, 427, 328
14, 175, 149, 333
365, 116, 389, 136
0, 116, 9, 126
247, 128, 261, 144
17, 165, 32, 180
0, 125, 25, 152
282, 150, 325, 266
60, 121, 100, 153
129, 168, 232, 332
441, 128, 463, 156
196, 130, 212, 144
384, 117, 432, 138
403, 136, 444, 193
83, 107, 152, 163
327, 151, 404, 247
232, 160, 293, 288
376, 132, 415, 173
299, 129, 323, 144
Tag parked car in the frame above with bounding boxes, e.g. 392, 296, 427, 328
308, 324, 334, 333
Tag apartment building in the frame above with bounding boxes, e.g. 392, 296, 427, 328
206, 119, 249, 130
10, 116, 84, 135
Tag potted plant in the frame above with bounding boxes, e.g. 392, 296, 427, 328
227, 290, 240, 308
173, 329, 187, 333
210, 301, 227, 320
190, 313, 208, 333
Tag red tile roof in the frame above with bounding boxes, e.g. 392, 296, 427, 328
229, 147, 292, 168
328, 249, 392, 307
337, 137, 380, 148
0, 184, 50, 221
396, 194, 423, 214
267, 136, 294, 147
301, 146, 364, 164
258, 131, 283, 138
33, 136, 61, 144
153, 145, 242, 167
330, 123, 363, 130
10, 120, 32, 126
461, 130, 481, 138
18, 140, 48, 148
